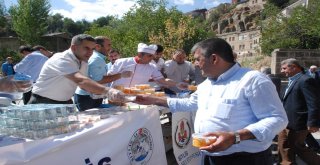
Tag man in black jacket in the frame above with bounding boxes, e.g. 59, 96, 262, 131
278, 58, 320, 165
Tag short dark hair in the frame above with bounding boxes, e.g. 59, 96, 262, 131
109, 49, 120, 54
19, 45, 33, 53
32, 45, 47, 51
192, 38, 235, 63
173, 49, 186, 56
156, 44, 164, 53
261, 66, 271, 75
95, 36, 110, 47
71, 34, 95, 45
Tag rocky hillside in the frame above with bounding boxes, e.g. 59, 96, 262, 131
210, 4, 263, 34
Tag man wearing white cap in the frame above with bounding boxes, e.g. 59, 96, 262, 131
107, 43, 183, 88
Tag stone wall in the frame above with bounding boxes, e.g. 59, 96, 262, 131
0, 36, 70, 53
271, 49, 320, 74
0, 37, 22, 51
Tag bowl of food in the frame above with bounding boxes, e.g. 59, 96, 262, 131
192, 133, 217, 148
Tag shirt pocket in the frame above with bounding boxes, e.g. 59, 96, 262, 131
209, 99, 237, 119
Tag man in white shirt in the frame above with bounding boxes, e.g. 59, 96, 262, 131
107, 43, 184, 89
30, 34, 124, 104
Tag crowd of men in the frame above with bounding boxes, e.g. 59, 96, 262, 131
0, 34, 320, 165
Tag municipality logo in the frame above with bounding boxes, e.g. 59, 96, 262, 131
127, 128, 153, 165
174, 118, 191, 148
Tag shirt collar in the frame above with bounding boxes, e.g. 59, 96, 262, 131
289, 72, 302, 82
209, 63, 240, 83
94, 50, 106, 60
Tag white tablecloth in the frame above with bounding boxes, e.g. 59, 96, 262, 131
0, 106, 167, 165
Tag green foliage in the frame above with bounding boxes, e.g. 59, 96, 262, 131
267, 0, 290, 8
261, 0, 320, 55
62, 18, 91, 36
0, 0, 5, 27
92, 16, 114, 27
0, 48, 21, 65
9, 0, 51, 45
47, 13, 64, 33
87, 0, 211, 58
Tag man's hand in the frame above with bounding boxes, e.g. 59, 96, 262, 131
0, 76, 32, 93
134, 95, 168, 107
308, 126, 319, 133
199, 132, 235, 152
176, 82, 189, 90
120, 71, 133, 78
106, 88, 126, 102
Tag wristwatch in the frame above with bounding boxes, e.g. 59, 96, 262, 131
234, 131, 241, 144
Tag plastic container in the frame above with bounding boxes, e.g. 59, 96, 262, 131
192, 133, 217, 148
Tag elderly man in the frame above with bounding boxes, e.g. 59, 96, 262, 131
278, 59, 320, 165
29, 34, 124, 104
74, 36, 131, 111
107, 43, 183, 88
134, 38, 288, 165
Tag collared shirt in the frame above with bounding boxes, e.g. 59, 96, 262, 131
75, 51, 107, 95
106, 62, 113, 71
14, 51, 48, 82
288, 72, 302, 84
167, 64, 288, 156
1, 62, 15, 76
150, 58, 165, 71
33, 49, 87, 101
107, 57, 163, 87
284, 72, 302, 96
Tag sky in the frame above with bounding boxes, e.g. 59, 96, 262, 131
4, 0, 230, 21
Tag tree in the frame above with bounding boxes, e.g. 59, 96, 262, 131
92, 16, 114, 27
63, 18, 91, 36
260, 0, 320, 55
0, 0, 5, 27
87, 0, 211, 58
0, 0, 8, 36
149, 16, 213, 60
9, 0, 50, 45
47, 13, 64, 33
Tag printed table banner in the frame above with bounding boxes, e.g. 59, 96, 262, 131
0, 107, 167, 165
172, 111, 202, 165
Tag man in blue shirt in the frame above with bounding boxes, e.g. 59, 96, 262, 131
74, 36, 131, 111
14, 45, 49, 104
1, 57, 15, 76
134, 38, 288, 165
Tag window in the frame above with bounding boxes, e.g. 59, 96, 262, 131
239, 35, 244, 41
